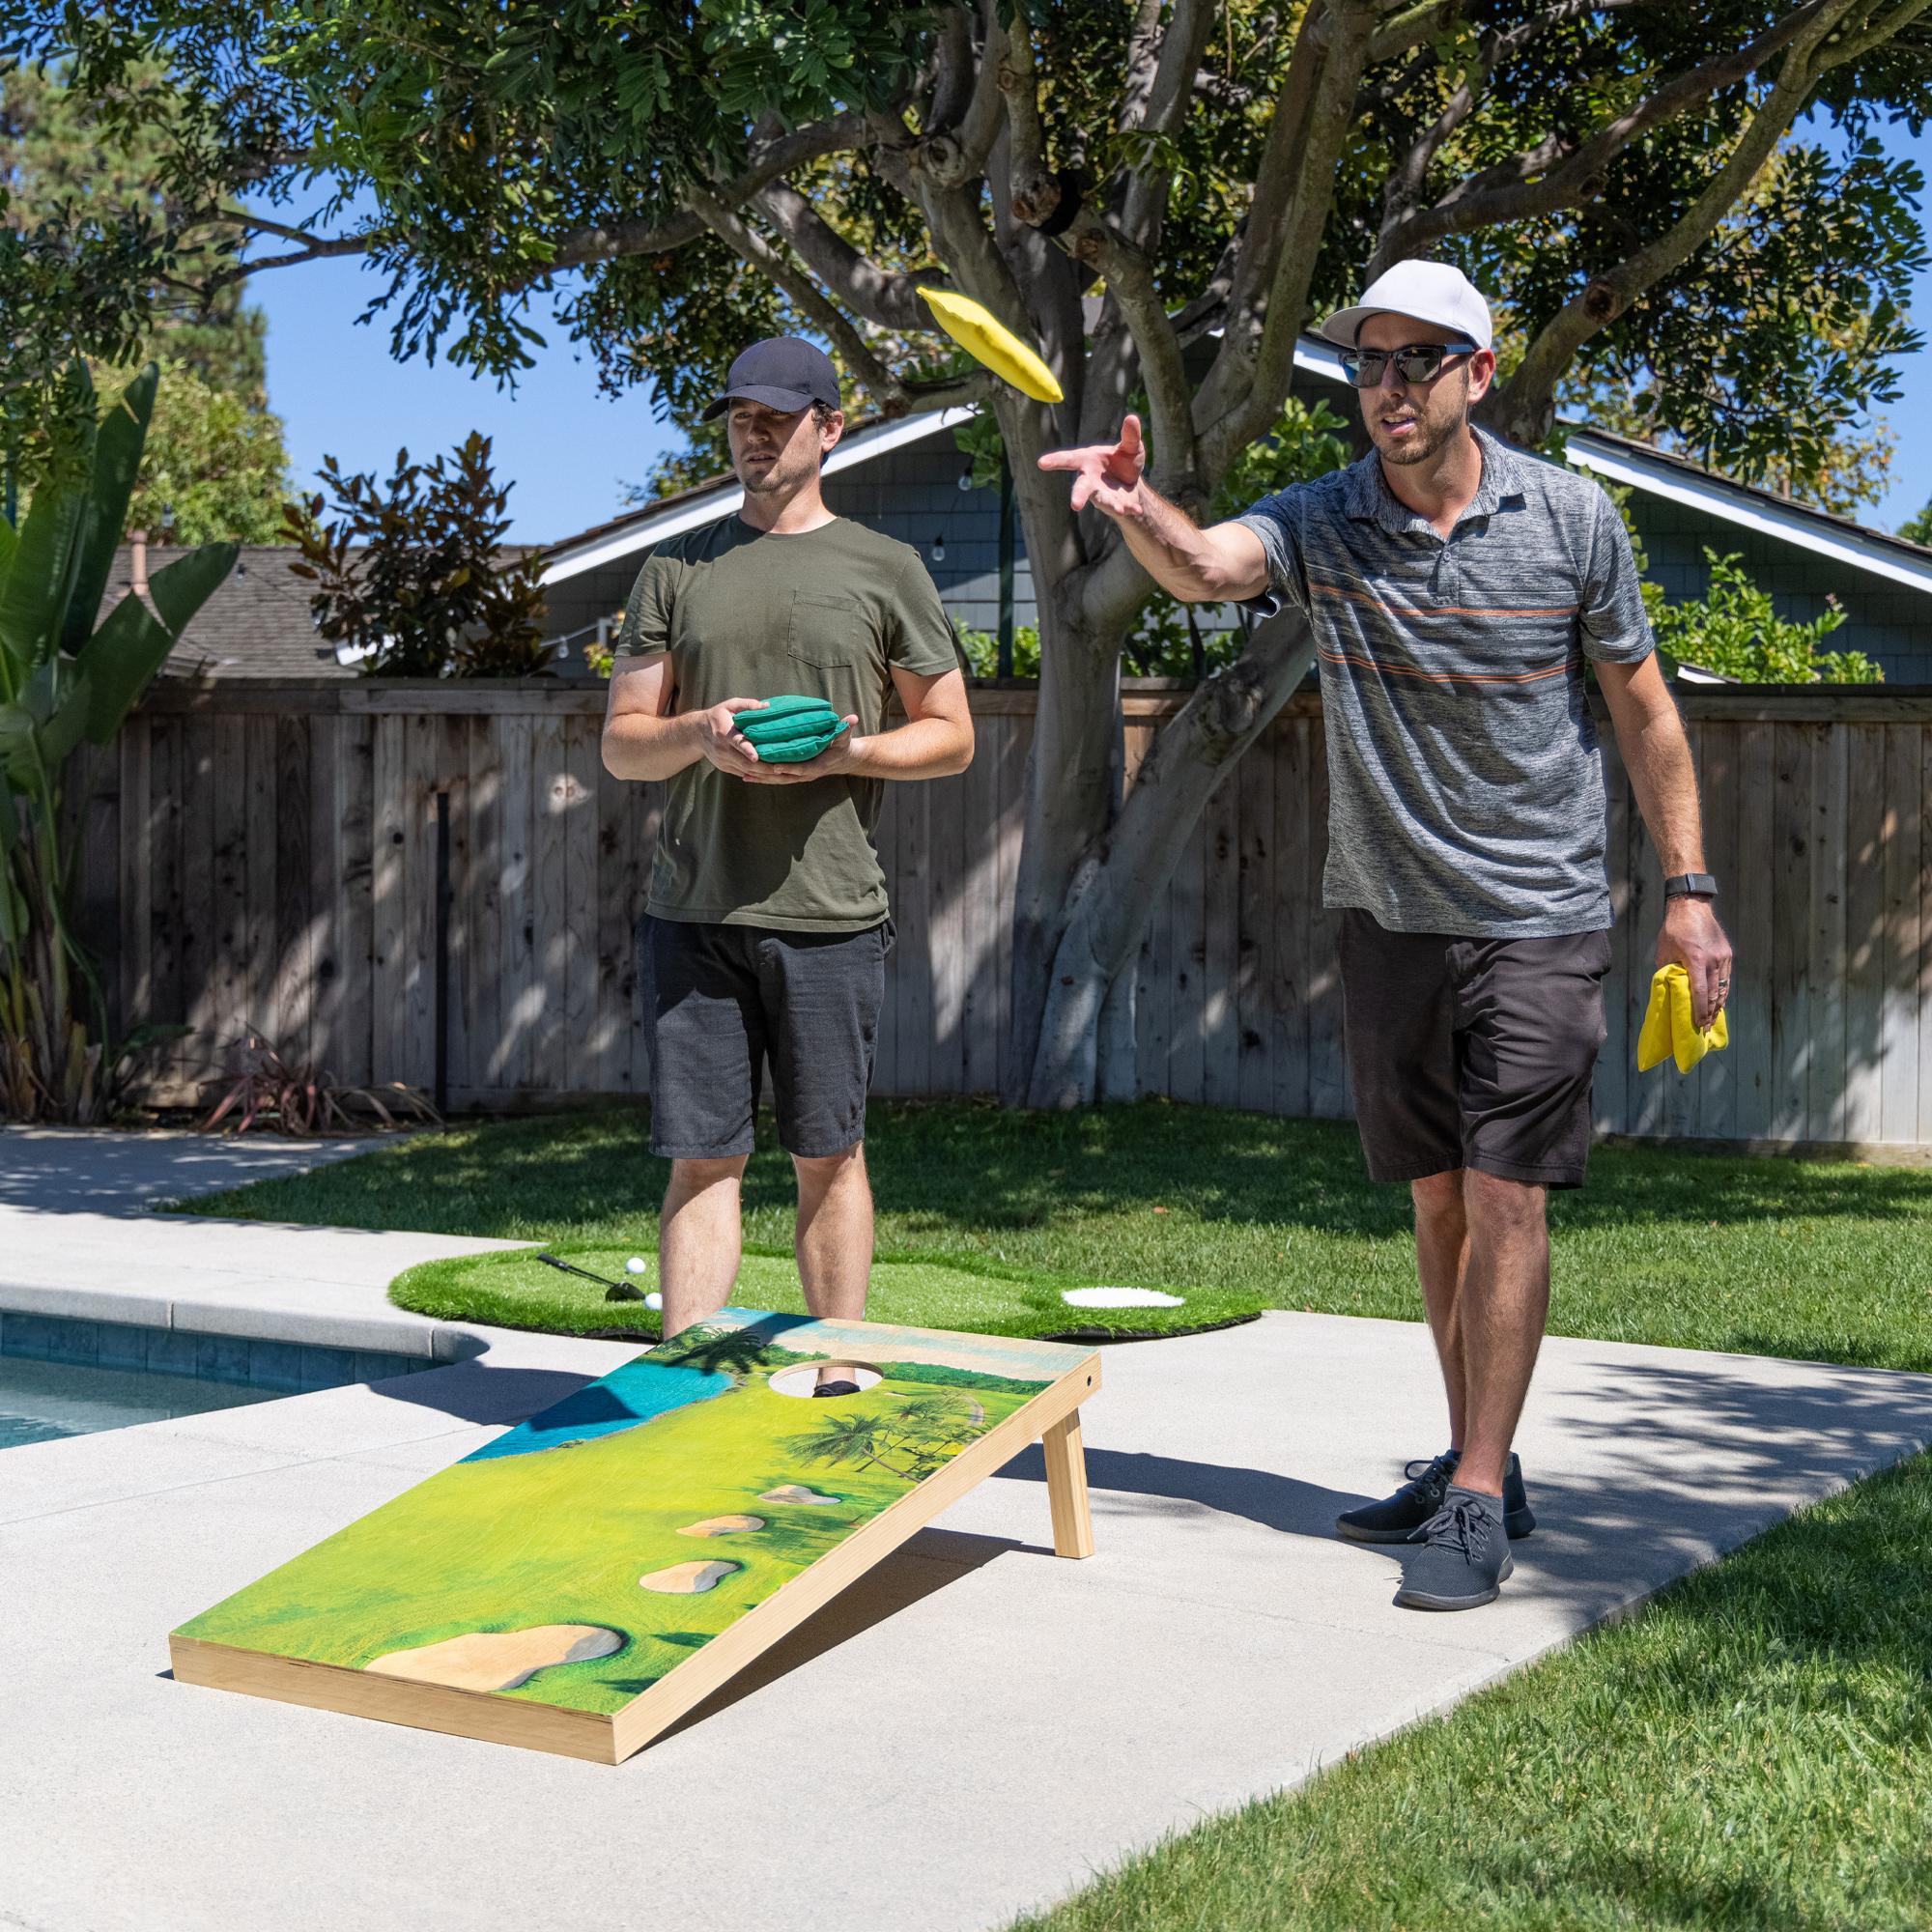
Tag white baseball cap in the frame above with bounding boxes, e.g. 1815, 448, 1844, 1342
1317, 261, 1493, 352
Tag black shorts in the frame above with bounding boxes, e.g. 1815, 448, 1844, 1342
638, 915, 892, 1160
1338, 909, 1611, 1191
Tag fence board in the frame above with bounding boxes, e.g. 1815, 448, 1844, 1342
146, 719, 185, 1089
1882, 726, 1923, 1144
1271, 717, 1311, 1122
1842, 724, 1887, 1145
1236, 743, 1273, 1115
1697, 722, 1741, 1141
175, 719, 217, 1100
1770, 723, 1811, 1140
207, 719, 250, 1089
530, 714, 571, 1093
1169, 792, 1208, 1105
1729, 724, 1776, 1140
1202, 769, 1241, 1109
77, 682, 1932, 1148
335, 717, 377, 1088
1807, 724, 1850, 1143
1306, 731, 1347, 1120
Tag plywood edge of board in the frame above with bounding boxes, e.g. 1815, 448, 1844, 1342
168, 1633, 621, 1764
608, 1351, 1101, 1762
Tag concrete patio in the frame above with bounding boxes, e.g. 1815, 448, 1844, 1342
6, 1182, 1931, 1932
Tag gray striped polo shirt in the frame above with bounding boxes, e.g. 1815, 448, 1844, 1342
1236, 426, 1653, 938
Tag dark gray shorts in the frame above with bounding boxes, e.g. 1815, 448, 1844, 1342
1338, 909, 1611, 1191
637, 915, 891, 1160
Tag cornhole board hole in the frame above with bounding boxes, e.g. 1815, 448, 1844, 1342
170, 1308, 1099, 1764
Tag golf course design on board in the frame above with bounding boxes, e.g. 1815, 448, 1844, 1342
174, 1310, 1089, 1733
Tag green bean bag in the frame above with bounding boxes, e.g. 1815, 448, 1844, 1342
736, 695, 851, 763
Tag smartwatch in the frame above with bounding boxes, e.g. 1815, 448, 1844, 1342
1663, 872, 1719, 901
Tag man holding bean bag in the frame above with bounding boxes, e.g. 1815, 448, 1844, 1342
602, 338, 974, 1362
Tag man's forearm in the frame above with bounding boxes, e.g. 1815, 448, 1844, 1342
846, 716, 973, 780
1117, 483, 1247, 602
1620, 708, 1705, 876
601, 710, 703, 782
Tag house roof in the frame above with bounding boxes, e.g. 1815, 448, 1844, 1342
102, 545, 351, 679
537, 407, 978, 585
536, 333, 1932, 602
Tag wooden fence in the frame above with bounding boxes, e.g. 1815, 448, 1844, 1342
65, 679, 1932, 1150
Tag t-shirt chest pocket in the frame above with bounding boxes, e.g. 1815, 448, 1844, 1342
787, 590, 870, 670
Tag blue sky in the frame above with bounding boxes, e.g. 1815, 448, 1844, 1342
252, 119, 1932, 546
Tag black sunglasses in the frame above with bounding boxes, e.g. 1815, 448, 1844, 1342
1341, 341, 1481, 388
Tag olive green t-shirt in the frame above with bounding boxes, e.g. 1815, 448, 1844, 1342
615, 513, 959, 931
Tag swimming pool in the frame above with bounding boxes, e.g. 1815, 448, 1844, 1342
0, 1354, 278, 1448
0, 1312, 437, 1448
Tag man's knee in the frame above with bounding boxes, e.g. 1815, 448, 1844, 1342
793, 1142, 866, 1185
1463, 1166, 1548, 1235
1411, 1168, 1464, 1225
668, 1154, 748, 1196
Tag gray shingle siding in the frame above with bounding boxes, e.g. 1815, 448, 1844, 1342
1628, 498, 1932, 681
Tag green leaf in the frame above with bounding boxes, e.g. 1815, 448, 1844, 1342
79, 541, 237, 745
0, 513, 17, 603
0, 477, 85, 679
62, 363, 156, 657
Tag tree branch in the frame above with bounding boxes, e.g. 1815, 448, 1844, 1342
1375, 2, 1610, 255
1375, 0, 1843, 268
543, 110, 872, 278
1119, 0, 1222, 244
1820, 0, 1932, 66
1200, 5, 1380, 474
1484, 0, 1861, 445
751, 183, 929, 333
1212, 3, 1337, 379
1070, 221, 1198, 507
926, 4, 976, 133
918, 0, 1007, 188
1366, 0, 1468, 64
682, 184, 906, 412
998, 12, 1061, 227
1118, 0, 1169, 131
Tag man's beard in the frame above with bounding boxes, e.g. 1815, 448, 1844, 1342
1376, 412, 1458, 466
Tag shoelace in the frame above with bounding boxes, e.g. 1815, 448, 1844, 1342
1403, 1451, 1459, 1499
1409, 1492, 1497, 1558
1405, 1452, 1463, 1483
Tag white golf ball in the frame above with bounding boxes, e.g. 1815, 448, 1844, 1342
625, 1257, 649, 1275
645, 1292, 663, 1311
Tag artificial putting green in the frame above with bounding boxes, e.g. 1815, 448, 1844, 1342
389, 1243, 1265, 1344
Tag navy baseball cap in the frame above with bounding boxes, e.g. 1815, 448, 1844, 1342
702, 337, 841, 420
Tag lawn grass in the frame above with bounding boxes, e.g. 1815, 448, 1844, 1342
179, 1097, 1932, 1372
1009, 1449, 1932, 1932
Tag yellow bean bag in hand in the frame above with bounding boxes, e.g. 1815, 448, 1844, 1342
1637, 963, 1729, 1074
916, 287, 1064, 404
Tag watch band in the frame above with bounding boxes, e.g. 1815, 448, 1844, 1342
1663, 872, 1719, 900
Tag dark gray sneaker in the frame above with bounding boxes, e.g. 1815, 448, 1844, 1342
1335, 1450, 1461, 1544
1394, 1485, 1514, 1610
1399, 1450, 1536, 1539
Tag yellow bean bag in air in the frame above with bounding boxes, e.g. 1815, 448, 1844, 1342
917, 287, 1064, 404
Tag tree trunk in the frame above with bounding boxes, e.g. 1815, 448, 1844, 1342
1021, 609, 1318, 1108
1000, 579, 1121, 1104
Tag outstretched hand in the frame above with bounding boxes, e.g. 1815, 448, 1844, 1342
1037, 412, 1149, 521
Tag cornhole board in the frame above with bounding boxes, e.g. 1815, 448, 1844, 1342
170, 1308, 1099, 1764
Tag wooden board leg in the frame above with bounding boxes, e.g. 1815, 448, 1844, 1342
1041, 1409, 1094, 1559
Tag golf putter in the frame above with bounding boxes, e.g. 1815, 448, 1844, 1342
534, 1252, 646, 1302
